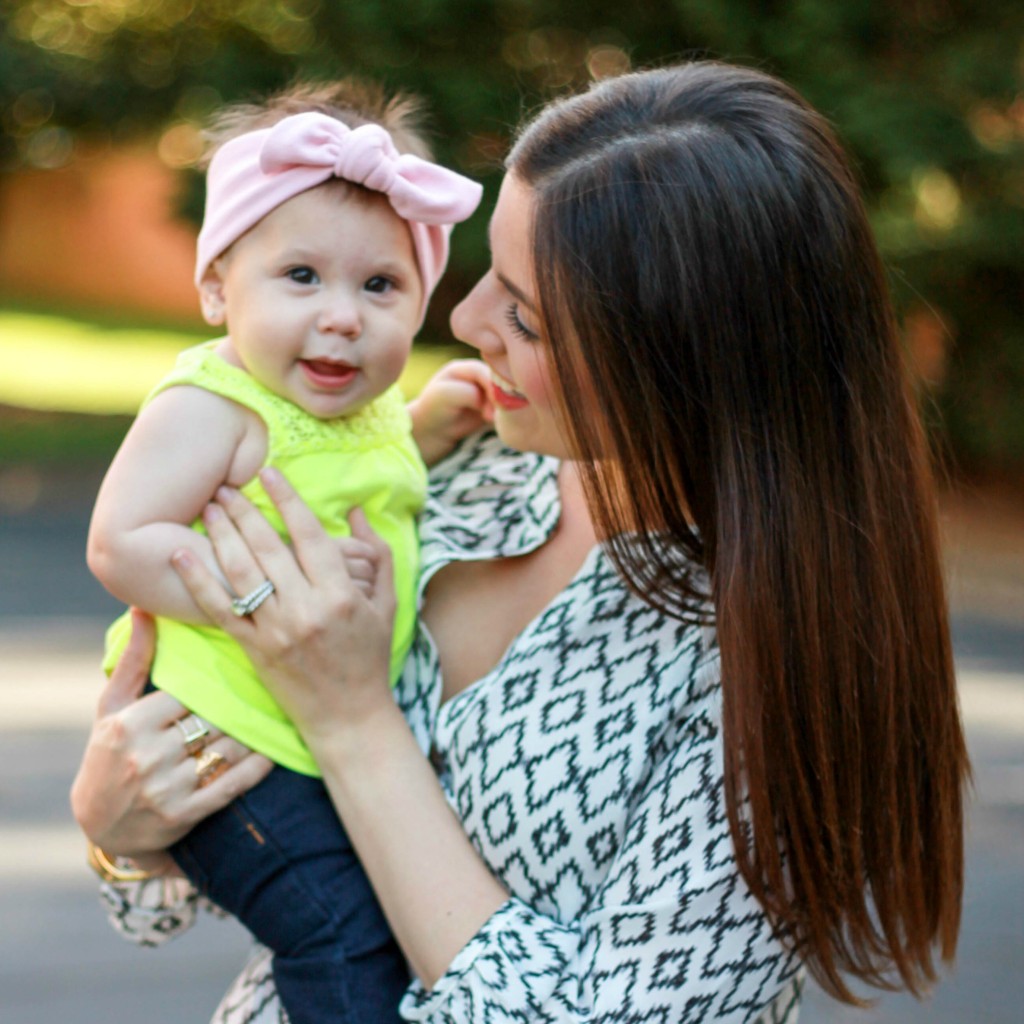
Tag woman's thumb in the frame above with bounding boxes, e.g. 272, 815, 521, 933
98, 608, 155, 716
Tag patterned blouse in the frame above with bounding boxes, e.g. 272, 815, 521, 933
100, 431, 804, 1023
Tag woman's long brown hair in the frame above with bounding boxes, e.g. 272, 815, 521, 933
508, 61, 970, 1004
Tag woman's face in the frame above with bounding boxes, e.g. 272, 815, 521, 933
450, 174, 571, 459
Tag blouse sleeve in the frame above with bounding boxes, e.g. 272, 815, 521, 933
210, 945, 289, 1024
99, 877, 289, 1023
98, 875, 208, 947
401, 707, 804, 1023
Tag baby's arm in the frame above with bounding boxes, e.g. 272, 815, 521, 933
408, 359, 494, 466
88, 385, 255, 624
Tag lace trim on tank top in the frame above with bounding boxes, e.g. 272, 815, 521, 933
149, 341, 412, 461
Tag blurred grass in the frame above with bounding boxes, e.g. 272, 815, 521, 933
0, 312, 207, 414
0, 308, 462, 465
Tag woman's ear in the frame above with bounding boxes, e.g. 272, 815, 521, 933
198, 262, 228, 326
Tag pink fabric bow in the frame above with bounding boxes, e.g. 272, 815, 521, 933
260, 115, 481, 225
195, 111, 483, 320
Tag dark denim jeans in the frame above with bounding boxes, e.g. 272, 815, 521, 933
169, 763, 409, 1024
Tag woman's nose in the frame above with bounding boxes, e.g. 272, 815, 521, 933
450, 274, 497, 354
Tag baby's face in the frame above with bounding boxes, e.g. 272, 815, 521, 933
202, 186, 423, 419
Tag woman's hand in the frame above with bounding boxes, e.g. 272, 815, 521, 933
70, 609, 273, 865
170, 471, 398, 749
173, 475, 511, 987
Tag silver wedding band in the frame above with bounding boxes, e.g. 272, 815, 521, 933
175, 713, 210, 755
231, 579, 275, 617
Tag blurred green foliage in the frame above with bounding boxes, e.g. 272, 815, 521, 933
1, 0, 1022, 476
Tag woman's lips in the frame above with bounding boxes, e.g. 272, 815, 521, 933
491, 373, 529, 410
300, 359, 358, 390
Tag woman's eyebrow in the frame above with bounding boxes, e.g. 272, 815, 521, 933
496, 272, 539, 314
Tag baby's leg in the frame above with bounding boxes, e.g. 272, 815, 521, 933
169, 766, 408, 1024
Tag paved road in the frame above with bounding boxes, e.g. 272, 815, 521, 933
1, 464, 1021, 1022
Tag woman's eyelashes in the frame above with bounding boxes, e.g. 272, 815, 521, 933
504, 303, 540, 341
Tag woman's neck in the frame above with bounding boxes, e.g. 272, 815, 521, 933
556, 460, 600, 548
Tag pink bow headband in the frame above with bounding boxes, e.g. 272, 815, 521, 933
195, 111, 483, 318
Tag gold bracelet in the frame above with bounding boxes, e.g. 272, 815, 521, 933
86, 841, 157, 883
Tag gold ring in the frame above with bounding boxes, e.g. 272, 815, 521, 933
175, 714, 209, 756
193, 748, 228, 788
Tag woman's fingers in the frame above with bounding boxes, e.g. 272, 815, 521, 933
257, 468, 345, 586
185, 751, 274, 821
125, 689, 203, 742
98, 609, 155, 717
204, 488, 303, 599
152, 727, 272, 831
132, 731, 270, 841
199, 474, 372, 614
171, 546, 258, 637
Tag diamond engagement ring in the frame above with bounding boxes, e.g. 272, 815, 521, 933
231, 579, 276, 617
175, 713, 210, 755
193, 748, 229, 788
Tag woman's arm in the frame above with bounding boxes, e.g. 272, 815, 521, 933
171, 473, 509, 986
401, 713, 804, 1023
87, 386, 252, 622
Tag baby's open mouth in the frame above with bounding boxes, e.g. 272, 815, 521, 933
300, 359, 358, 388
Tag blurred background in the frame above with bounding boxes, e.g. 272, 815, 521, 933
0, 1, 1021, 1021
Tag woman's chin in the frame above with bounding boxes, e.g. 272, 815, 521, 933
492, 410, 572, 460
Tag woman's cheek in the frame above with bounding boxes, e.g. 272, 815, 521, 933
521, 348, 559, 409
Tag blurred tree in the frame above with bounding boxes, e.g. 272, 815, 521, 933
1, 0, 1021, 476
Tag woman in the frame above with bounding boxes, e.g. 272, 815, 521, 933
72, 61, 969, 1022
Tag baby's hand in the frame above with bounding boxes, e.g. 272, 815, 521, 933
409, 359, 494, 466
335, 533, 379, 598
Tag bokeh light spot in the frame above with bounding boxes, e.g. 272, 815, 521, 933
587, 45, 630, 80
24, 126, 74, 169
913, 168, 962, 232
157, 122, 203, 168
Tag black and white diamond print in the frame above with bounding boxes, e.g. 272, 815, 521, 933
400, 433, 802, 1021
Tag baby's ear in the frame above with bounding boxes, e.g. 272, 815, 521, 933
198, 262, 228, 326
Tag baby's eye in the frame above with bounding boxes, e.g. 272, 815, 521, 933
287, 266, 318, 285
364, 275, 395, 295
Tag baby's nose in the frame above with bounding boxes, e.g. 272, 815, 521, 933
318, 291, 362, 338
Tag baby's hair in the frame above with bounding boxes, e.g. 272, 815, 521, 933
200, 77, 433, 169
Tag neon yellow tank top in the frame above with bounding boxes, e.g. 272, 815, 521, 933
103, 341, 427, 776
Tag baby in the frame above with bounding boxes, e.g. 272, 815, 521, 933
87, 81, 483, 1024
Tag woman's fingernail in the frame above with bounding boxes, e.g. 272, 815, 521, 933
216, 486, 236, 502
204, 503, 223, 523
171, 549, 194, 569
259, 467, 282, 487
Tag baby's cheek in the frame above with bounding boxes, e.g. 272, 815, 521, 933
377, 335, 414, 385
